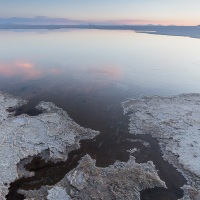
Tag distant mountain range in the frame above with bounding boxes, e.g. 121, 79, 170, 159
0, 17, 199, 27
0, 17, 86, 25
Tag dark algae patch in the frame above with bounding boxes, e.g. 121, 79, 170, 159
6, 97, 186, 200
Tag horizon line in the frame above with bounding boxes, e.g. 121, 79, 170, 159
0, 16, 199, 26
0, 24, 199, 27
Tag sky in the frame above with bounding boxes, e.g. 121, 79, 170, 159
0, 0, 200, 26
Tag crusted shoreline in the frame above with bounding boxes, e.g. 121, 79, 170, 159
122, 93, 200, 199
0, 91, 168, 200
0, 91, 99, 199
20, 155, 166, 200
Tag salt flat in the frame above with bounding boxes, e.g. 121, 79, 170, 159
0, 91, 98, 199
0, 91, 166, 200
20, 155, 165, 200
123, 93, 200, 199
2, 91, 200, 199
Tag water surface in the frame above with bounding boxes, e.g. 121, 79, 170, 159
1, 29, 200, 200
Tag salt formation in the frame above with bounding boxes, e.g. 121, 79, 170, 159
20, 155, 166, 200
122, 93, 200, 199
180, 185, 200, 200
0, 91, 99, 199
47, 186, 71, 200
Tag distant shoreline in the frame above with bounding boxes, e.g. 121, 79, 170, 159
0, 24, 199, 39
0, 24, 199, 29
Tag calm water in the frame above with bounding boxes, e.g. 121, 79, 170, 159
1, 29, 200, 99
1, 29, 200, 200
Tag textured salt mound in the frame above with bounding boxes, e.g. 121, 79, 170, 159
0, 91, 99, 199
47, 186, 71, 200
122, 93, 200, 198
20, 154, 166, 200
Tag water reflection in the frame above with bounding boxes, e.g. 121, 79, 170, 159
0, 29, 200, 96
88, 66, 121, 79
0, 61, 62, 80
0, 61, 40, 79
1, 28, 200, 200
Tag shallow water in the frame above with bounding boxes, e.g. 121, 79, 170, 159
7, 104, 186, 200
1, 29, 200, 98
1, 29, 200, 199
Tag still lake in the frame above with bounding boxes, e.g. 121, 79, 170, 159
1, 29, 200, 99
1, 29, 200, 200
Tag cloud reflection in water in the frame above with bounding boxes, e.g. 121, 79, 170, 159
0, 61, 62, 80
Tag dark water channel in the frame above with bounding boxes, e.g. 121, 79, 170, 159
6, 90, 186, 200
